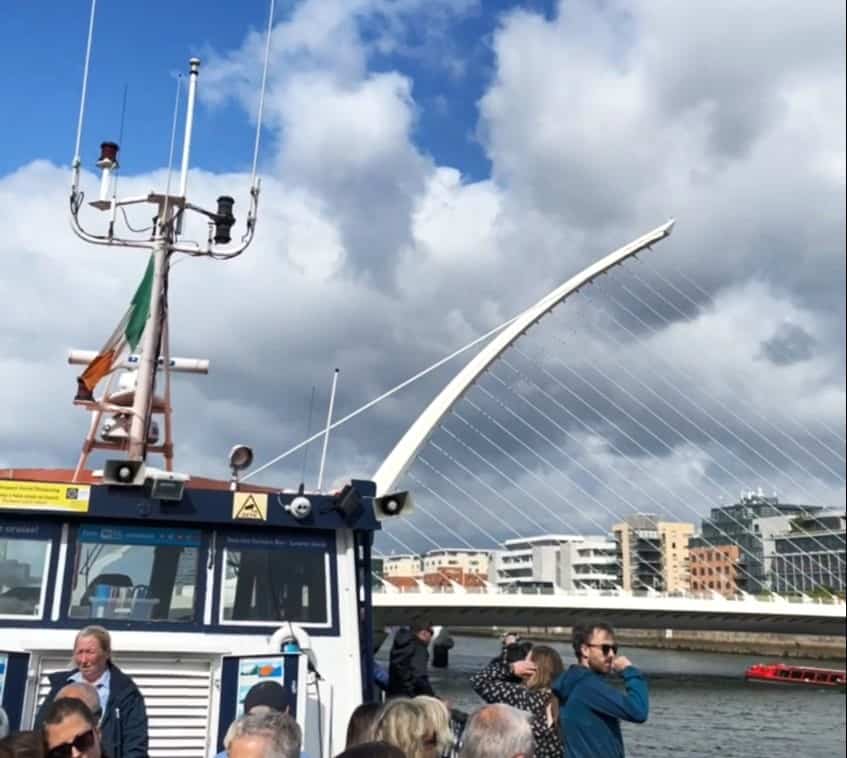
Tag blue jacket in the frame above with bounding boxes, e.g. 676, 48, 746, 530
36, 662, 149, 758
552, 664, 648, 758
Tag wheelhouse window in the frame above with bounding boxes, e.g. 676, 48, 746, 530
0, 522, 52, 619
220, 532, 331, 627
67, 525, 201, 623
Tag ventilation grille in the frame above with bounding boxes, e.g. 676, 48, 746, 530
37, 654, 214, 758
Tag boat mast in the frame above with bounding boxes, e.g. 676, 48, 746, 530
67, 0, 274, 478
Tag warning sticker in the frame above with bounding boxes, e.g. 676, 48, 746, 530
232, 492, 268, 521
0, 481, 90, 512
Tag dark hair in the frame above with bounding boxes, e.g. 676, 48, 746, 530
0, 730, 46, 758
336, 740, 406, 758
572, 623, 615, 661
503, 641, 533, 666
346, 702, 383, 747
43, 697, 98, 729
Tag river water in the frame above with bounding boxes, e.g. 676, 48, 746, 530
398, 635, 846, 758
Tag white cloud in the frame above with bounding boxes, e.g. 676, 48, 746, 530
1, 1, 843, 550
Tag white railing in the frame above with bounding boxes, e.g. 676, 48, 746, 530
372, 582, 846, 605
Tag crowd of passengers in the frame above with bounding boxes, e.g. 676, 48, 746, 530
0, 620, 648, 758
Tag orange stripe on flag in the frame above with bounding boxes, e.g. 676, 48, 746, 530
77, 349, 118, 396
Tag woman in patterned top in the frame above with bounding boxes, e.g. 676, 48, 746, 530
470, 643, 565, 758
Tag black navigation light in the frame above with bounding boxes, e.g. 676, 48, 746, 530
103, 458, 145, 487
373, 490, 414, 519
333, 484, 363, 523
214, 195, 236, 244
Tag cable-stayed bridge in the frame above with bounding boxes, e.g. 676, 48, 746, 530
255, 220, 846, 636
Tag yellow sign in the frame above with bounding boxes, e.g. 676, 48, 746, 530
232, 492, 268, 520
0, 481, 90, 512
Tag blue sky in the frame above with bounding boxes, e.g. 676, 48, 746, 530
4, 0, 553, 181
1, 1, 843, 549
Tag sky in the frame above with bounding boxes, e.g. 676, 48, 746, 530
1, 0, 844, 554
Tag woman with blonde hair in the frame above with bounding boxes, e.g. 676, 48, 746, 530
415, 696, 456, 757
470, 643, 564, 758
372, 697, 441, 758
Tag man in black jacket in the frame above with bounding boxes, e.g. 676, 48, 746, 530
387, 620, 436, 697
35, 625, 149, 758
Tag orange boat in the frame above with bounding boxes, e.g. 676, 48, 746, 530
745, 663, 845, 687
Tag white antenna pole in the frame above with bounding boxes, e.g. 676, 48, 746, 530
317, 368, 340, 491
127, 57, 200, 460
72, 0, 98, 189
178, 58, 200, 200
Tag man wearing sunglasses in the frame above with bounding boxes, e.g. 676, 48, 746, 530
552, 623, 648, 758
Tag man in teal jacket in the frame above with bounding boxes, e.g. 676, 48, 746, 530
552, 623, 648, 758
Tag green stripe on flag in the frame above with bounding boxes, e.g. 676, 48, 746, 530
125, 255, 154, 351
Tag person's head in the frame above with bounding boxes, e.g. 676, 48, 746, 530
572, 623, 617, 674
243, 681, 288, 715
335, 741, 406, 758
412, 620, 434, 646
372, 697, 439, 758
458, 704, 535, 758
525, 645, 564, 691
414, 696, 454, 755
345, 702, 382, 748
56, 682, 102, 723
0, 730, 46, 758
227, 709, 301, 758
72, 626, 111, 683
503, 640, 533, 667
43, 698, 102, 758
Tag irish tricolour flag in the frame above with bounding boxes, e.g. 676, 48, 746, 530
75, 256, 154, 402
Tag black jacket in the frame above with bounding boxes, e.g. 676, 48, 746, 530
387, 627, 435, 697
35, 662, 149, 758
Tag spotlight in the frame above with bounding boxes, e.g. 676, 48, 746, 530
228, 445, 253, 471
214, 195, 236, 244
228, 444, 254, 492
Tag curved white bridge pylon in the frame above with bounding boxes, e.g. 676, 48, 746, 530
373, 220, 675, 495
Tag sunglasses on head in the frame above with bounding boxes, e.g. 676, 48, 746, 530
47, 729, 96, 758
586, 643, 618, 656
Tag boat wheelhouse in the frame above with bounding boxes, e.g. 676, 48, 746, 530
0, 470, 387, 756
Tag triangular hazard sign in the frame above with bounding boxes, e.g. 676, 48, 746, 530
232, 492, 267, 520
237, 496, 261, 518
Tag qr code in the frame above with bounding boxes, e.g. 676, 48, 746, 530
66, 487, 79, 500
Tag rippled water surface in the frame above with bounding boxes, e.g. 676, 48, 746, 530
391, 635, 846, 758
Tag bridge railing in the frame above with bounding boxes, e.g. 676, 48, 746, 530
371, 581, 846, 605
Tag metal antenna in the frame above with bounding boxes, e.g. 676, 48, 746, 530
301, 385, 317, 485
72, 0, 97, 187
317, 369, 340, 491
